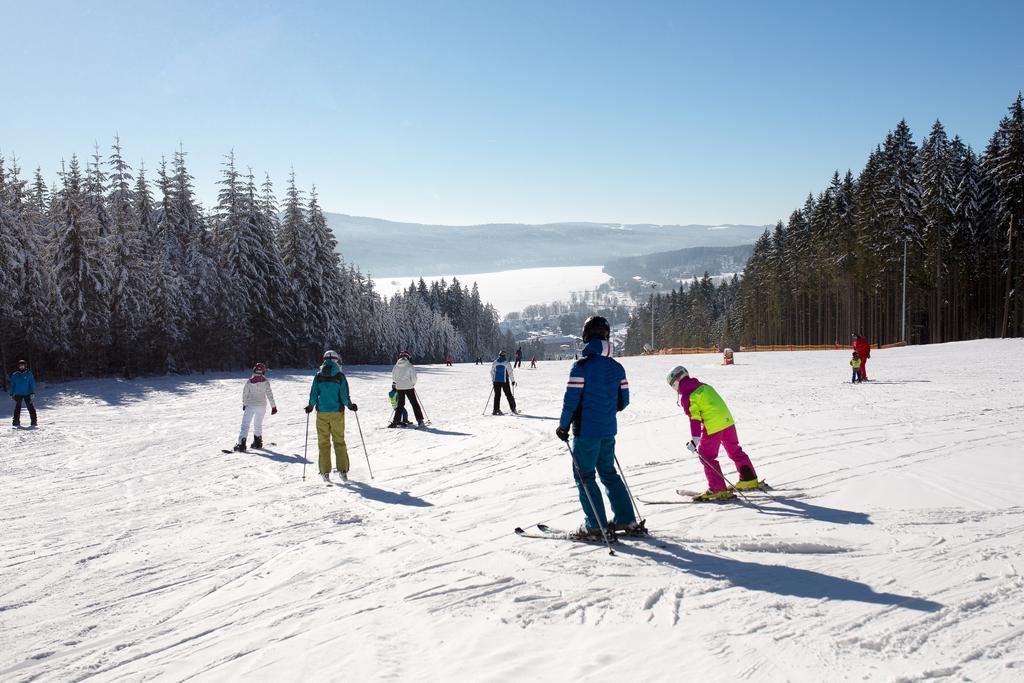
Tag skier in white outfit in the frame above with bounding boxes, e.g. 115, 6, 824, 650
389, 351, 426, 427
235, 363, 278, 451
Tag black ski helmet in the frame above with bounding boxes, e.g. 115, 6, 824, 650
581, 315, 611, 342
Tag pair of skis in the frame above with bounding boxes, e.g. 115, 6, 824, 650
514, 521, 648, 545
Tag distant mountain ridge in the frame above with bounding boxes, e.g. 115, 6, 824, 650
325, 212, 768, 277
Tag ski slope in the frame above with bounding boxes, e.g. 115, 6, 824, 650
2, 340, 1023, 681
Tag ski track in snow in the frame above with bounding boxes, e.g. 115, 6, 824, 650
2, 341, 1024, 681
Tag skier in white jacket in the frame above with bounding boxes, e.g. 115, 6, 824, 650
390, 351, 426, 428
234, 363, 278, 451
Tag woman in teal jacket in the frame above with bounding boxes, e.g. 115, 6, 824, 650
10, 359, 37, 427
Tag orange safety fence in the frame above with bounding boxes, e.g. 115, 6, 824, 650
640, 341, 906, 355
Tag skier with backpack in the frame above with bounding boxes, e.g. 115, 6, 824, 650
234, 362, 277, 451
389, 351, 425, 428
490, 351, 518, 415
388, 383, 411, 426
304, 350, 359, 482
9, 359, 37, 427
555, 316, 639, 538
667, 366, 760, 501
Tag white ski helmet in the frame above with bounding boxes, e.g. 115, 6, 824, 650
666, 365, 688, 388
323, 350, 341, 362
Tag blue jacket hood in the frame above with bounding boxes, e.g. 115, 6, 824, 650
581, 339, 613, 358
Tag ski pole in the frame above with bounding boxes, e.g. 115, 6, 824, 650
302, 411, 310, 481
353, 410, 374, 479
482, 388, 494, 416
692, 448, 762, 511
613, 454, 644, 525
565, 442, 616, 555
416, 390, 431, 424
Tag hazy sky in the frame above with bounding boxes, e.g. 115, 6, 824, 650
3, 0, 1022, 226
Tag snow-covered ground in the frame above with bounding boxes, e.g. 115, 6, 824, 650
373, 265, 612, 315
2, 339, 1024, 681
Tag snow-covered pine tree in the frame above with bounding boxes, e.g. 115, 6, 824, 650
50, 156, 110, 374
106, 136, 148, 375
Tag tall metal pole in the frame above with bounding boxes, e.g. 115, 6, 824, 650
901, 237, 907, 343
650, 283, 658, 350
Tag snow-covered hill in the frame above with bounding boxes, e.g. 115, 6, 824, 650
373, 265, 612, 315
2, 340, 1023, 681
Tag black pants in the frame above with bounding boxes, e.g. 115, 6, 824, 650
13, 395, 37, 426
513, 358, 521, 368
392, 388, 424, 424
493, 382, 516, 413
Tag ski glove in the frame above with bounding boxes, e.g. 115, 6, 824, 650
242, 404, 246, 411
304, 405, 314, 414
271, 406, 278, 415
686, 436, 701, 453
348, 402, 358, 412
555, 426, 570, 442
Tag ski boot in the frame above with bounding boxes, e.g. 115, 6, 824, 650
320, 472, 331, 483
251, 435, 263, 449
417, 420, 427, 428
610, 519, 647, 536
692, 489, 736, 502
733, 467, 761, 491
334, 469, 348, 483
570, 525, 608, 541
492, 410, 504, 416
233, 438, 247, 452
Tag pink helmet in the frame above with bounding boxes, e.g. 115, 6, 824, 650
253, 362, 267, 374
398, 351, 411, 360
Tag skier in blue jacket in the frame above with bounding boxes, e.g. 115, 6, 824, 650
9, 360, 37, 427
556, 317, 639, 538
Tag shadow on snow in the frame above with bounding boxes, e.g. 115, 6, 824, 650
622, 536, 941, 612
347, 480, 433, 507
754, 495, 872, 525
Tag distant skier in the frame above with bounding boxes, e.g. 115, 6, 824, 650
490, 351, 518, 415
667, 366, 760, 501
850, 352, 863, 384
390, 351, 425, 428
234, 362, 278, 451
388, 383, 411, 426
304, 350, 358, 482
852, 333, 871, 380
514, 347, 523, 368
555, 316, 639, 538
9, 359, 37, 427
530, 356, 537, 369
445, 354, 453, 367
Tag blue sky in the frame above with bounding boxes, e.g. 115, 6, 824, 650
3, 0, 1022, 226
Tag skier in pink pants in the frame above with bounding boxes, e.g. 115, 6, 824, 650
667, 366, 760, 501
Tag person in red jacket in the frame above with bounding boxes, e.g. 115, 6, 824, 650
852, 333, 871, 381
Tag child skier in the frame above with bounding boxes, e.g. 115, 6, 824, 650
850, 352, 863, 383
304, 350, 358, 482
390, 351, 425, 428
234, 362, 277, 451
667, 366, 760, 501
490, 351, 518, 415
9, 359, 37, 427
388, 383, 411, 426
556, 316, 639, 538
530, 356, 537, 369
